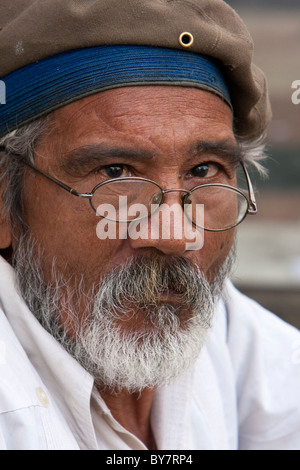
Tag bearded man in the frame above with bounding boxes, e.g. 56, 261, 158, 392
0, 0, 299, 451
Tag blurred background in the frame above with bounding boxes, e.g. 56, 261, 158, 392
226, 0, 300, 329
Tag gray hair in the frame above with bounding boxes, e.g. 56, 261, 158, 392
0, 116, 267, 232
0, 117, 51, 231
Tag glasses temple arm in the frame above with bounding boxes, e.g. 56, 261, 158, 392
22, 160, 92, 198
241, 161, 257, 214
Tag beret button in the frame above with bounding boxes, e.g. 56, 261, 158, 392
179, 32, 194, 48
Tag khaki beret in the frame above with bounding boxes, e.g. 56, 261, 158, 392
0, 0, 272, 140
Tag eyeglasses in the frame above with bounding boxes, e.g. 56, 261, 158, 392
22, 159, 257, 232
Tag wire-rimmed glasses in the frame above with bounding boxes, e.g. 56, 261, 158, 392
21, 160, 257, 232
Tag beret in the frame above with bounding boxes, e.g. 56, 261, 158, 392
0, 0, 272, 141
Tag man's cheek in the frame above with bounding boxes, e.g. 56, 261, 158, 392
201, 230, 235, 280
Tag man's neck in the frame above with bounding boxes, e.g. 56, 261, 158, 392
99, 387, 157, 450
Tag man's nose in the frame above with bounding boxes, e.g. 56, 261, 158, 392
128, 192, 204, 255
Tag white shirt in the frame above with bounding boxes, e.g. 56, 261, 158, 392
0, 255, 299, 450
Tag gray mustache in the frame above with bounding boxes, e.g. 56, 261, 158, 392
96, 255, 212, 309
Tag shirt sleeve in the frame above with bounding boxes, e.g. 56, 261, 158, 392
224, 282, 300, 450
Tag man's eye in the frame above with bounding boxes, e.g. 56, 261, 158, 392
103, 165, 128, 179
190, 163, 219, 178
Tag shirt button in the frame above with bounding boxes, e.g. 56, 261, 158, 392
36, 387, 49, 407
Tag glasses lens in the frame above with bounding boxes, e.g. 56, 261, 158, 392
91, 179, 162, 222
188, 185, 249, 231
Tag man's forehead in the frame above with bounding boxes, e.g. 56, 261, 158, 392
45, 86, 235, 159
52, 85, 233, 128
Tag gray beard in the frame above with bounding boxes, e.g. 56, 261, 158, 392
12, 233, 236, 394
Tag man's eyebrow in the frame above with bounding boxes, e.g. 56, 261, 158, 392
60, 144, 156, 173
189, 140, 243, 164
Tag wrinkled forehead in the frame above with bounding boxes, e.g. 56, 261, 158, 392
38, 86, 235, 166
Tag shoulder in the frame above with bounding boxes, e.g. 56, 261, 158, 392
222, 282, 300, 450
223, 280, 300, 385
224, 280, 299, 343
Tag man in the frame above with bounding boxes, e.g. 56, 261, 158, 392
0, 0, 299, 451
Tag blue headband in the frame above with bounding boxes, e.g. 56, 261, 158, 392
0, 45, 231, 138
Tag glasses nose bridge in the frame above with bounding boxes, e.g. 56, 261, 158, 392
161, 188, 191, 205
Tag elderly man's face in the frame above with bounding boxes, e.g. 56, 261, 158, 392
22, 86, 235, 283
12, 86, 237, 391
